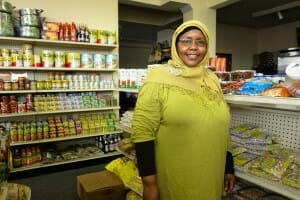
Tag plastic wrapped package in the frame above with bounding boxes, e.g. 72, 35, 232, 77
262, 155, 292, 178
230, 124, 257, 136
281, 164, 300, 189
234, 152, 257, 169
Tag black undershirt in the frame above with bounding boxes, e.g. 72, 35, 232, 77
135, 140, 234, 177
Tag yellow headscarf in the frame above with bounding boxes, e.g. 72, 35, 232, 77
145, 20, 222, 99
168, 20, 210, 77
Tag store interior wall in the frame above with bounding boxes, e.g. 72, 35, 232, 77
9, 0, 118, 31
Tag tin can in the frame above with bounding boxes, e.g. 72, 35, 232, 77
3, 56, 12, 67
97, 30, 107, 44
1, 48, 10, 57
89, 29, 98, 43
30, 80, 37, 90
22, 44, 33, 55
3, 81, 12, 91
94, 54, 106, 68
107, 31, 117, 45
34, 54, 41, 67
11, 81, 19, 90
41, 50, 54, 67
54, 51, 66, 68
66, 53, 80, 68
81, 53, 93, 68
12, 53, 23, 67
23, 54, 33, 67
106, 54, 118, 69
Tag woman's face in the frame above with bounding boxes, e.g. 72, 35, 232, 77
176, 29, 207, 67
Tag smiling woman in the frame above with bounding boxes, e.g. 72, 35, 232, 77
131, 20, 235, 200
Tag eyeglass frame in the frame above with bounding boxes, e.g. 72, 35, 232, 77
177, 38, 207, 48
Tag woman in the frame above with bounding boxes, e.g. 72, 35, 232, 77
131, 20, 235, 200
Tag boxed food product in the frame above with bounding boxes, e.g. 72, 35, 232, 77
77, 170, 126, 200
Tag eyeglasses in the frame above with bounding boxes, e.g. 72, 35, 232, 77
178, 39, 207, 47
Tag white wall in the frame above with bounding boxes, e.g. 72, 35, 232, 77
216, 24, 258, 70
257, 21, 300, 53
10, 0, 118, 31
217, 21, 300, 70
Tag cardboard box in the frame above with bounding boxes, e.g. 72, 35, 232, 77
77, 170, 126, 200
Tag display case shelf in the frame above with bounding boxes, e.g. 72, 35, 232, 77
236, 170, 300, 200
10, 130, 122, 147
224, 95, 300, 111
10, 151, 122, 173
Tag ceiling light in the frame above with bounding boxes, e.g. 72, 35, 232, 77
277, 11, 283, 20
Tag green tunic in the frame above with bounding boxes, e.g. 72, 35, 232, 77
131, 69, 231, 200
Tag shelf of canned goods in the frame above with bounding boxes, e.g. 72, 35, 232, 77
0, 36, 121, 173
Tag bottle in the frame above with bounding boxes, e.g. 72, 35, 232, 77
109, 135, 115, 152
13, 148, 22, 168
103, 135, 109, 153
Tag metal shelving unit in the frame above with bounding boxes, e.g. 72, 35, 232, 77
227, 95, 300, 199
0, 36, 120, 172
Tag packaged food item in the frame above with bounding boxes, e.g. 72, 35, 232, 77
261, 84, 291, 97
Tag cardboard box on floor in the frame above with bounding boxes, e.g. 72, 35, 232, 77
77, 170, 126, 200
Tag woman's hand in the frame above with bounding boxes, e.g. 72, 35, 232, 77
224, 173, 236, 193
142, 174, 160, 200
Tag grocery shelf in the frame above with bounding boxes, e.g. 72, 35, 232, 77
10, 151, 122, 173
225, 95, 300, 111
0, 66, 36, 71
0, 36, 117, 50
34, 67, 118, 72
36, 88, 117, 93
0, 66, 118, 72
0, 112, 37, 118
119, 88, 139, 93
10, 130, 122, 147
0, 90, 33, 94
235, 170, 300, 200
35, 106, 120, 115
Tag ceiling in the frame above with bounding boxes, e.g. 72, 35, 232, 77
217, 0, 300, 29
119, 0, 300, 44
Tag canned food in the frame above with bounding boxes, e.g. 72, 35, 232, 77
1, 48, 10, 57
3, 56, 12, 67
89, 29, 97, 43
94, 54, 106, 68
18, 77, 26, 90
107, 31, 117, 45
23, 54, 33, 67
66, 53, 80, 68
41, 50, 54, 67
3, 81, 11, 90
34, 54, 41, 67
30, 80, 37, 90
81, 53, 93, 68
97, 30, 107, 44
12, 53, 23, 67
106, 54, 118, 69
54, 51, 65, 68
22, 44, 33, 55
11, 81, 18, 90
